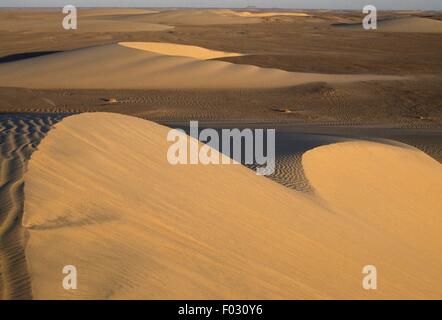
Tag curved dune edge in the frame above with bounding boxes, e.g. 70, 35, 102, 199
303, 141, 442, 298
118, 42, 244, 60
22, 113, 442, 299
0, 44, 404, 89
0, 115, 65, 300
303, 141, 442, 253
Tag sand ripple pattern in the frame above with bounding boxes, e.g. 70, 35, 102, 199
0, 114, 65, 299
238, 132, 348, 193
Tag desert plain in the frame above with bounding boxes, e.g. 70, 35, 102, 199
0, 7, 441, 299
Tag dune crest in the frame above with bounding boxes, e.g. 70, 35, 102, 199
118, 42, 243, 60
22, 113, 442, 299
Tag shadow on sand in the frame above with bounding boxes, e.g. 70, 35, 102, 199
0, 51, 61, 64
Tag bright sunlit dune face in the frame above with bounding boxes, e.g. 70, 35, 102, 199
303, 141, 442, 254
118, 42, 244, 60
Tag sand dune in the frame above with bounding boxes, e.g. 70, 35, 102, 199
0, 9, 172, 33
232, 11, 311, 18
130, 9, 262, 25
0, 8, 309, 32
0, 9, 310, 32
0, 43, 403, 89
377, 17, 442, 33
0, 114, 64, 299
335, 16, 442, 33
78, 9, 159, 17
21, 112, 442, 299
119, 42, 243, 60
248, 132, 349, 193
73, 20, 172, 32
140, 9, 312, 25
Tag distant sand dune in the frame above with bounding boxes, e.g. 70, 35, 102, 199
0, 19, 172, 33
334, 16, 442, 33
127, 9, 312, 25
130, 9, 262, 25
0, 9, 172, 33
119, 42, 243, 60
22, 113, 442, 299
0, 43, 403, 89
303, 141, 442, 257
233, 11, 311, 18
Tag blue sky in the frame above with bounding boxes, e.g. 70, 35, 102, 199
2, 1, 442, 10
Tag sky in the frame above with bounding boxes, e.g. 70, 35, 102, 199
2, 1, 442, 10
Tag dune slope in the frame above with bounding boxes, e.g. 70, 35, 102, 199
139, 9, 311, 25
22, 113, 442, 299
0, 43, 402, 89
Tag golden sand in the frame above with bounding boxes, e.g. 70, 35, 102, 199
21, 113, 442, 299
118, 42, 243, 60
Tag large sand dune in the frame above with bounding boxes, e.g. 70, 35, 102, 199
0, 43, 403, 89
231, 11, 311, 18
335, 16, 442, 33
21, 113, 442, 299
303, 141, 442, 258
